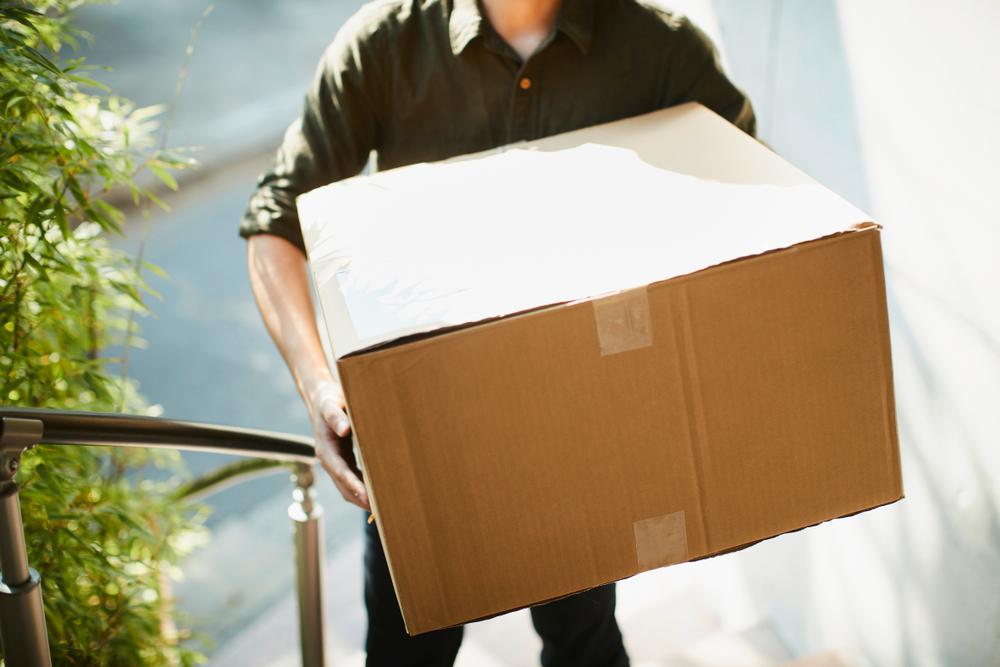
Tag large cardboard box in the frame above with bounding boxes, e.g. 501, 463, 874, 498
298, 103, 903, 635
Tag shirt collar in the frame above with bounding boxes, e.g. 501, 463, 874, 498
449, 0, 596, 56
449, 0, 484, 55
555, 0, 596, 54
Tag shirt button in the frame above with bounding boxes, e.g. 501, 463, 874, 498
519, 77, 532, 90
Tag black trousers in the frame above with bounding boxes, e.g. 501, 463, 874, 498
364, 516, 630, 667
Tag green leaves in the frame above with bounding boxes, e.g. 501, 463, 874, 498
19, 442, 212, 665
2, 1, 205, 664
148, 160, 179, 191
22, 249, 49, 280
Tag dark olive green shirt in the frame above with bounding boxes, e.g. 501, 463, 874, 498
240, 0, 756, 252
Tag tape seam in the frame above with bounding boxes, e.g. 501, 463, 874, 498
592, 287, 653, 356
633, 510, 689, 571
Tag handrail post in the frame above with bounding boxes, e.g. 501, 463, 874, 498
289, 462, 325, 667
0, 417, 52, 667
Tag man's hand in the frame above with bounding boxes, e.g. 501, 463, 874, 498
310, 382, 370, 511
246, 234, 371, 511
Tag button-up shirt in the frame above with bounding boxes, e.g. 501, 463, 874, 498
241, 0, 757, 252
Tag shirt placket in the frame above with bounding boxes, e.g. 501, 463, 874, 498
506, 59, 537, 143
481, 31, 555, 144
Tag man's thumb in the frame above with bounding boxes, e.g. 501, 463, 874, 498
333, 415, 351, 437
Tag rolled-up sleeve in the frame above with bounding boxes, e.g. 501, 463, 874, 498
663, 17, 757, 138
240, 18, 381, 253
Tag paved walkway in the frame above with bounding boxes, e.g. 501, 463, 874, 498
212, 536, 851, 666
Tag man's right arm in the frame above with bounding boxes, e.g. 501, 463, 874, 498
247, 235, 369, 510
241, 14, 384, 509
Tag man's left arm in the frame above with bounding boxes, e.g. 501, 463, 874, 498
663, 17, 757, 138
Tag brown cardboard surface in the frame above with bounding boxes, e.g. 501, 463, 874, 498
300, 104, 902, 634
337, 227, 901, 633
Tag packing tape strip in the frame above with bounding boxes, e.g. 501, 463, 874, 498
633, 511, 689, 571
592, 287, 653, 356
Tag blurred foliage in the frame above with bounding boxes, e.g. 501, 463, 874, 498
1, 1, 208, 664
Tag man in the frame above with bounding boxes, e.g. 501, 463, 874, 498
240, 0, 755, 664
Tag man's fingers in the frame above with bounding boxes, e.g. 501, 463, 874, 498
316, 441, 370, 510
312, 385, 364, 509
319, 456, 364, 506
334, 475, 370, 511
330, 474, 368, 509
319, 395, 352, 438
333, 416, 351, 438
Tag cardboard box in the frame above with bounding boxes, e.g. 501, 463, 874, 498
298, 103, 903, 635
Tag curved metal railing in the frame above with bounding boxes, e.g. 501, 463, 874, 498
0, 407, 316, 460
0, 408, 326, 667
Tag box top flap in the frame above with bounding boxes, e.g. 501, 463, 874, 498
298, 103, 872, 359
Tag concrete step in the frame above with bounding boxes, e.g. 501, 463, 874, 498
781, 651, 853, 667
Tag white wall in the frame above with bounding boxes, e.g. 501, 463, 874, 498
711, 1, 1000, 665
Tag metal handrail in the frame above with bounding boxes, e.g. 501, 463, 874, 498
0, 407, 316, 462
0, 408, 327, 667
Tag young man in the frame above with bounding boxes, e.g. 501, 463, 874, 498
241, 0, 755, 664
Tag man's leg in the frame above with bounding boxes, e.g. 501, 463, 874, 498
363, 515, 464, 666
529, 584, 629, 667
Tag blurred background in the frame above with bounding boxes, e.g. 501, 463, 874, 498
72, 0, 999, 665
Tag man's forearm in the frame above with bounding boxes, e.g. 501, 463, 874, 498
247, 233, 367, 508
246, 234, 335, 408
